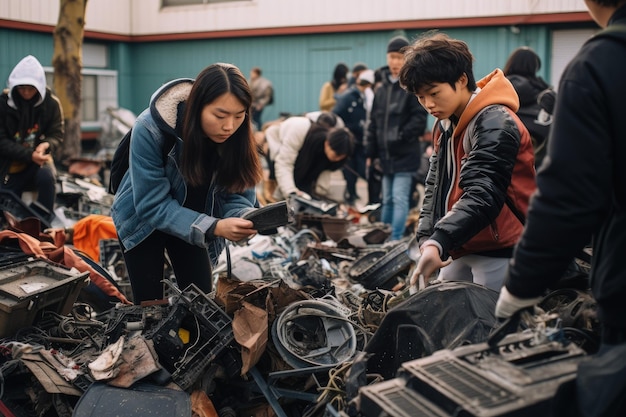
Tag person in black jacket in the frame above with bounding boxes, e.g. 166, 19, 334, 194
333, 69, 375, 204
366, 35, 428, 240
0, 55, 64, 215
400, 32, 536, 291
496, 1, 626, 415
503, 47, 556, 168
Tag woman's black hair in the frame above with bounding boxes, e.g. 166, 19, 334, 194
326, 127, 355, 157
503, 47, 541, 77
181, 63, 262, 192
331, 63, 349, 90
316, 111, 338, 129
503, 46, 552, 93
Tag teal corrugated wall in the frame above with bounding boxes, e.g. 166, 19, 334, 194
0, 29, 56, 82
120, 25, 556, 125
1, 23, 587, 132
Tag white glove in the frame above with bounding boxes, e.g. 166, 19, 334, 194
495, 286, 543, 319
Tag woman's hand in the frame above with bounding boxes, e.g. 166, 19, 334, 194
214, 218, 257, 242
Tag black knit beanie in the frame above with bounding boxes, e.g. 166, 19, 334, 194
387, 36, 409, 53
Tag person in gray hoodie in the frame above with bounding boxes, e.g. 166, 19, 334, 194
0, 55, 64, 214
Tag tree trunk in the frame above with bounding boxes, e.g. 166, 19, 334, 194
52, 0, 88, 165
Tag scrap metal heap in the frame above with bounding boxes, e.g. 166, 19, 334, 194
0, 191, 600, 417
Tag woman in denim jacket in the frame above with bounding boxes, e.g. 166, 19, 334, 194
111, 63, 262, 303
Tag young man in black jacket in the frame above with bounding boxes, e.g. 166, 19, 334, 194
400, 33, 536, 292
496, 1, 626, 415
333, 69, 374, 204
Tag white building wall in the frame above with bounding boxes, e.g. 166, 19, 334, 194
1, 0, 588, 36
0, 0, 131, 35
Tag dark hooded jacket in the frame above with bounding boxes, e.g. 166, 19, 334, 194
0, 55, 64, 180
507, 73, 555, 167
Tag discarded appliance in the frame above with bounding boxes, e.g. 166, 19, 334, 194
358, 329, 589, 417
271, 299, 357, 368
55, 175, 114, 222
0, 258, 90, 338
144, 282, 235, 390
361, 281, 499, 379
348, 240, 411, 290
242, 200, 294, 235
0, 189, 52, 231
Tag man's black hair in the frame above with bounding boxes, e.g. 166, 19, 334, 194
399, 32, 476, 95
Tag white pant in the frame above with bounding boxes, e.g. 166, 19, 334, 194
437, 255, 509, 291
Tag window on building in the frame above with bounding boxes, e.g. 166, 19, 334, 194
82, 74, 98, 122
162, 0, 250, 6
43, 43, 118, 131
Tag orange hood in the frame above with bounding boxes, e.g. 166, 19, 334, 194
454, 68, 520, 137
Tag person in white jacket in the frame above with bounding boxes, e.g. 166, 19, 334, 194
264, 112, 353, 200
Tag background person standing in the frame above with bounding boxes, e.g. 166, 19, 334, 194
366, 35, 428, 240
249, 66, 273, 131
333, 69, 375, 204
503, 47, 556, 168
319, 62, 349, 112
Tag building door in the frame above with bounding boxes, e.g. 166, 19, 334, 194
550, 28, 597, 89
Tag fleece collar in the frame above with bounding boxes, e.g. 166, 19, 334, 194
149, 78, 194, 135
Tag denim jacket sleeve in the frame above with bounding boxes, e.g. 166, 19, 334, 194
219, 187, 258, 218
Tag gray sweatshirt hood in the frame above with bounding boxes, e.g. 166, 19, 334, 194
7, 55, 47, 108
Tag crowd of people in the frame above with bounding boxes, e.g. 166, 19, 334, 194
254, 35, 432, 242
2, 1, 625, 413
